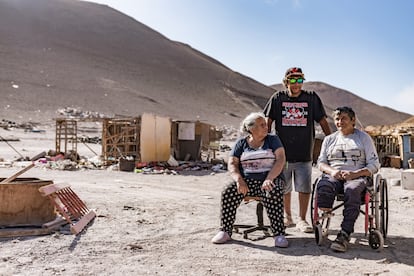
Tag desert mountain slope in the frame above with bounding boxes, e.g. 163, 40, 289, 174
0, 0, 275, 127
0, 0, 410, 129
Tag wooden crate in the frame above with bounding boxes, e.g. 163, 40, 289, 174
101, 117, 141, 163
388, 155, 401, 168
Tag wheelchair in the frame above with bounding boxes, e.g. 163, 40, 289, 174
310, 174, 389, 250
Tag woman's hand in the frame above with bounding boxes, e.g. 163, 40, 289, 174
237, 179, 249, 196
261, 179, 275, 191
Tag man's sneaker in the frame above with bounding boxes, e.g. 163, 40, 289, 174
330, 230, 350, 252
274, 235, 289, 248
296, 220, 313, 233
284, 215, 294, 227
211, 231, 231, 244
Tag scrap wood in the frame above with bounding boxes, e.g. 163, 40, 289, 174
0, 227, 55, 238
0, 162, 35, 183
0, 162, 13, 168
82, 142, 98, 156
0, 135, 25, 159
42, 215, 68, 229
38, 183, 96, 235
0, 216, 64, 238
0, 137, 20, 142
30, 151, 46, 161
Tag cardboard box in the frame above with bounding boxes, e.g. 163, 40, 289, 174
401, 169, 414, 190
388, 155, 401, 168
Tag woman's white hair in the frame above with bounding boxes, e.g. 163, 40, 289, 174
240, 112, 266, 134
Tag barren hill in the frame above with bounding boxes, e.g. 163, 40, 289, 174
0, 0, 411, 129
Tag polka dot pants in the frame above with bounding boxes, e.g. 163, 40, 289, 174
219, 178, 285, 236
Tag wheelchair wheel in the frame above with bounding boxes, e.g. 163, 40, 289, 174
374, 174, 381, 227
310, 180, 318, 226
369, 229, 384, 250
379, 178, 389, 238
314, 224, 323, 245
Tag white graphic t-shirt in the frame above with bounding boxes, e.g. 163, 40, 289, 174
317, 129, 380, 174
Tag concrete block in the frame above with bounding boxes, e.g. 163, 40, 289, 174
401, 169, 414, 190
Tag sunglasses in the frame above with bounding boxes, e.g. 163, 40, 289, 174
288, 78, 304, 84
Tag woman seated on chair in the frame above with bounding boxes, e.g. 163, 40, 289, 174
211, 112, 288, 248
316, 106, 380, 252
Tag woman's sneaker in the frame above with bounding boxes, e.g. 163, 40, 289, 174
211, 231, 231, 244
330, 230, 350, 252
274, 235, 289, 248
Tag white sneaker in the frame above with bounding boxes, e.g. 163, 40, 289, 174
284, 215, 294, 227
211, 231, 231, 244
296, 220, 313, 233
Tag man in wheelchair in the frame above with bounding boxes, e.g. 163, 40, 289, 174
316, 106, 380, 252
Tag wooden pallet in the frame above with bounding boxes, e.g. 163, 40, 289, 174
38, 183, 96, 235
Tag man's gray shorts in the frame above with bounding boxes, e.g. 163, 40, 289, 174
283, 161, 312, 194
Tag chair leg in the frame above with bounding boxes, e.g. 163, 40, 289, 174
233, 202, 270, 239
257, 202, 264, 227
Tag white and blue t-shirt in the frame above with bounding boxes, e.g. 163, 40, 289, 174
230, 134, 285, 181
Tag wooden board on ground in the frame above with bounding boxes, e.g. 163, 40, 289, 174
0, 227, 55, 238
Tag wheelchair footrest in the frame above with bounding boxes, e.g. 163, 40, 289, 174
320, 211, 335, 219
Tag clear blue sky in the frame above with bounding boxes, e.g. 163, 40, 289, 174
88, 0, 414, 115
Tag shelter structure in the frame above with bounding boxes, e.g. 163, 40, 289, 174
55, 118, 78, 156
55, 114, 222, 168
171, 120, 222, 161
371, 133, 414, 169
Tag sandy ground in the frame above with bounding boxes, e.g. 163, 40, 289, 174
1, 126, 414, 276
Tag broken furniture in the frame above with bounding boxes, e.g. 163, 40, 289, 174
38, 183, 96, 235
0, 164, 94, 237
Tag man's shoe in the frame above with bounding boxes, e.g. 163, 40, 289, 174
275, 235, 289, 248
284, 215, 294, 227
211, 231, 231, 244
330, 230, 350, 252
319, 207, 332, 212
296, 220, 313, 233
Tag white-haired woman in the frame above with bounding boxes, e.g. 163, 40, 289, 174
211, 112, 288, 247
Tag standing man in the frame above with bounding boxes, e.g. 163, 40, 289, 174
263, 67, 331, 233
